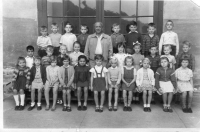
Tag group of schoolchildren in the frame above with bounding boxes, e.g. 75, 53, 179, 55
12, 20, 195, 114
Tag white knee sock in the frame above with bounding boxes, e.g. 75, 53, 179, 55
13, 95, 19, 106
20, 94, 25, 106
37, 102, 41, 106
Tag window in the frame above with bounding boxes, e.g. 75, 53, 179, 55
38, 0, 163, 36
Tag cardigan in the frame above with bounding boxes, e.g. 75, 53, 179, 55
12, 66, 30, 85
155, 67, 176, 90
59, 65, 74, 87
136, 68, 155, 86
84, 33, 113, 61
29, 65, 46, 85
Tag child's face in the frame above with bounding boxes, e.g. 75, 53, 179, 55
164, 47, 171, 55
74, 43, 80, 52
129, 25, 137, 32
147, 26, 156, 34
112, 26, 120, 34
166, 22, 173, 30
143, 61, 149, 69
118, 45, 124, 53
51, 26, 58, 34
63, 60, 69, 67
40, 29, 47, 37
181, 60, 189, 68
95, 59, 102, 66
51, 61, 57, 67
149, 47, 157, 55
79, 58, 86, 66
34, 59, 41, 66
134, 45, 140, 53
80, 26, 88, 34
18, 60, 26, 67
46, 49, 53, 56
182, 45, 190, 53
126, 58, 133, 67
161, 59, 168, 68
27, 49, 34, 57
65, 25, 72, 33
111, 61, 117, 68
60, 46, 67, 55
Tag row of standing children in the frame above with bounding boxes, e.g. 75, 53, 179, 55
12, 19, 195, 113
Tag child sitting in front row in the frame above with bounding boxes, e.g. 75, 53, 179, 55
136, 58, 155, 112
175, 57, 194, 113
155, 57, 177, 113
12, 57, 30, 111
107, 57, 121, 111
44, 57, 62, 111
74, 55, 90, 111
59, 55, 75, 112
28, 56, 46, 111
122, 56, 137, 111
90, 55, 108, 113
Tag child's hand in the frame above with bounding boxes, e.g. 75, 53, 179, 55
125, 82, 129, 87
173, 88, 177, 94
152, 86, 157, 92
158, 88, 163, 94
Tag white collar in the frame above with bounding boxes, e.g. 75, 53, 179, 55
26, 56, 34, 59
73, 51, 80, 54
129, 31, 138, 34
95, 65, 102, 68
111, 66, 118, 69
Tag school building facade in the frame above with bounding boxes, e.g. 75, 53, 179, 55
3, 0, 200, 86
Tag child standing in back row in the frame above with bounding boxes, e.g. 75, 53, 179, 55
60, 23, 77, 54
77, 24, 89, 53
110, 23, 125, 53
159, 20, 179, 56
49, 23, 62, 56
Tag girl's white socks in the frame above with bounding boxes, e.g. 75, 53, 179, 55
20, 94, 25, 106
13, 95, 19, 106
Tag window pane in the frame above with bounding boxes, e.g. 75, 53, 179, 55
63, 0, 79, 16
64, 18, 79, 34
138, 0, 154, 16
48, 18, 64, 34
47, 0, 63, 17
137, 17, 153, 34
121, 0, 136, 17
80, 0, 96, 16
104, 0, 120, 16
120, 18, 136, 34
80, 18, 96, 34
104, 18, 120, 34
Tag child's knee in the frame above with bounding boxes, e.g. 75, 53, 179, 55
67, 90, 71, 94
19, 89, 24, 94
13, 89, 18, 94
94, 91, 98, 95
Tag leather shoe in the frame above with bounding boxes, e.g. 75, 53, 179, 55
27, 105, 35, 111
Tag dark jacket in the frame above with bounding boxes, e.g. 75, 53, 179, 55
29, 65, 46, 85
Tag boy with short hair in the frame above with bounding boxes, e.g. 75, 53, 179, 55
25, 45, 35, 69
41, 45, 55, 68
57, 45, 68, 67
110, 23, 125, 53
142, 23, 160, 57
176, 41, 195, 71
77, 24, 89, 53
37, 26, 52, 58
125, 21, 142, 54
60, 23, 77, 54
48, 23, 62, 56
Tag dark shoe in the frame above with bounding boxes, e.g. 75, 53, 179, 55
51, 106, 56, 111
168, 107, 173, 113
147, 107, 151, 112
82, 106, 87, 111
45, 105, 50, 111
163, 106, 168, 112
113, 106, 117, 111
128, 106, 132, 111
27, 105, 35, 111
108, 106, 113, 111
95, 107, 100, 112
77, 106, 82, 111
187, 108, 193, 113
62, 106, 67, 111
182, 108, 187, 113
37, 105, 42, 111
67, 106, 72, 112
144, 107, 147, 112
19, 105, 24, 111
15, 106, 20, 111
99, 107, 103, 113
123, 106, 127, 111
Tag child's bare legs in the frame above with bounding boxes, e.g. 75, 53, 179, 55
181, 92, 187, 109
67, 89, 71, 107
37, 89, 42, 105
94, 91, 99, 108
31, 88, 35, 106
83, 87, 88, 106
143, 90, 147, 107
188, 91, 193, 108
128, 91, 132, 107
77, 87, 82, 106
123, 90, 127, 106
147, 91, 152, 110
167, 92, 173, 107
162, 93, 167, 110
108, 88, 113, 107
114, 88, 119, 107
52, 85, 58, 109
62, 89, 67, 106
44, 85, 50, 108
100, 91, 105, 108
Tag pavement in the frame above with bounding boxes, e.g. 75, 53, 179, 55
3, 87, 200, 129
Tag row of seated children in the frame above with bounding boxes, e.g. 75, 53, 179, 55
12, 41, 194, 113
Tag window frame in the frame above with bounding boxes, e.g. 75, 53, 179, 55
37, 0, 163, 36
